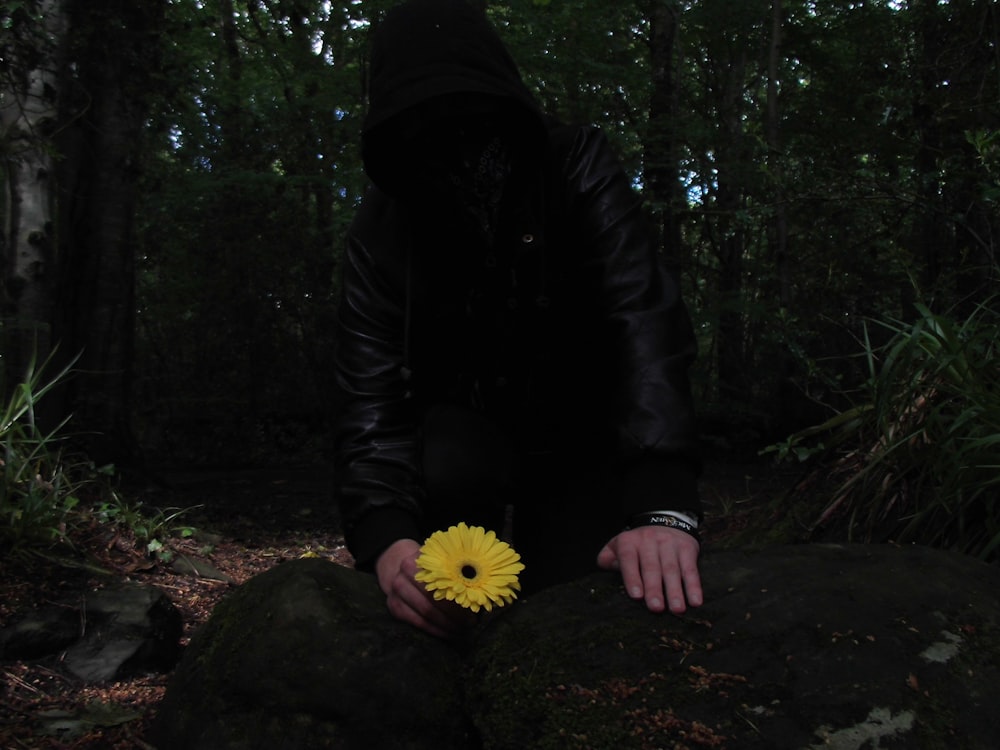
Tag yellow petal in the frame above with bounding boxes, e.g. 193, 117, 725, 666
415, 522, 525, 611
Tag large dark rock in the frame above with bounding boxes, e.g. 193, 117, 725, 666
152, 545, 1000, 749
151, 558, 471, 750
0, 582, 182, 682
470, 543, 1000, 749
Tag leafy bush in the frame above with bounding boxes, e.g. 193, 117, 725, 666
767, 301, 1000, 560
1, 351, 195, 558
0, 351, 91, 550
92, 495, 197, 562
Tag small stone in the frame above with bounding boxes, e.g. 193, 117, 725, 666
1, 583, 182, 683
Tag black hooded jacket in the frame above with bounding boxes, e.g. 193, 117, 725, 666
334, 0, 702, 570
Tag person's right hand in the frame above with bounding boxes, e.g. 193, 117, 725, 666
375, 538, 475, 638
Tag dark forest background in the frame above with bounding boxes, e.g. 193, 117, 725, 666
3, 0, 999, 471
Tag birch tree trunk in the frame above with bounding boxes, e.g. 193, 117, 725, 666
2, 0, 164, 462
1, 0, 67, 384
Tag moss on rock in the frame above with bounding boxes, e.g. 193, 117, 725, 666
153, 546, 1000, 750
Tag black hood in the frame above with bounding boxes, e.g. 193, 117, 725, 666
362, 0, 547, 196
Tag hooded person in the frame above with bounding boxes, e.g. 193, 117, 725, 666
334, 0, 704, 638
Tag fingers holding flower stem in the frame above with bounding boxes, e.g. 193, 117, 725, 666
377, 524, 525, 639
376, 539, 472, 638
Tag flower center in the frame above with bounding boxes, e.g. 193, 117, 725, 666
461, 564, 478, 580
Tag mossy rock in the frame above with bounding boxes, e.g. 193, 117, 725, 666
468, 544, 1000, 749
151, 558, 472, 749
153, 545, 1000, 749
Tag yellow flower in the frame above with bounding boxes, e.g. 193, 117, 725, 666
415, 522, 525, 613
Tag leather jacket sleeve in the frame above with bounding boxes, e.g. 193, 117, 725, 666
333, 197, 426, 570
556, 126, 701, 521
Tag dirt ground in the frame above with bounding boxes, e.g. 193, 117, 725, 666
0, 459, 791, 749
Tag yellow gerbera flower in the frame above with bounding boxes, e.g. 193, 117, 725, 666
415, 522, 525, 613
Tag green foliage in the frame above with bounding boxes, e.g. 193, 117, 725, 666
768, 301, 1000, 560
8, 0, 988, 460
0, 350, 197, 559
967, 129, 1000, 202
132, 0, 358, 463
761, 403, 873, 464
0, 351, 88, 549
92, 495, 197, 562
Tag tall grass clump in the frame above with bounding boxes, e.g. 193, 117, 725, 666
2, 349, 198, 563
771, 300, 1000, 561
0, 351, 106, 553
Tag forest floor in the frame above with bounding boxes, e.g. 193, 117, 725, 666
0, 459, 797, 749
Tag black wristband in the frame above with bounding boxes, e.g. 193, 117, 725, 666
627, 512, 701, 542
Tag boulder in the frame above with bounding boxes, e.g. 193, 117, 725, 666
0, 582, 183, 682
151, 557, 471, 749
151, 544, 1000, 749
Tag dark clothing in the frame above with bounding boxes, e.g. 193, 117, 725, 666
418, 403, 621, 594
333, 0, 701, 576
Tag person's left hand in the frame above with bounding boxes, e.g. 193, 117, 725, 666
597, 526, 702, 614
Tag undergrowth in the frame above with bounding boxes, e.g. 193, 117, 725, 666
1, 350, 194, 562
765, 299, 1000, 561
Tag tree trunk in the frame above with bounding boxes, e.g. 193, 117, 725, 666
47, 0, 167, 464
3, 0, 162, 462
713, 47, 749, 405
645, 0, 686, 266
766, 0, 788, 308
765, 0, 799, 430
907, 0, 961, 312
1, 0, 67, 389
